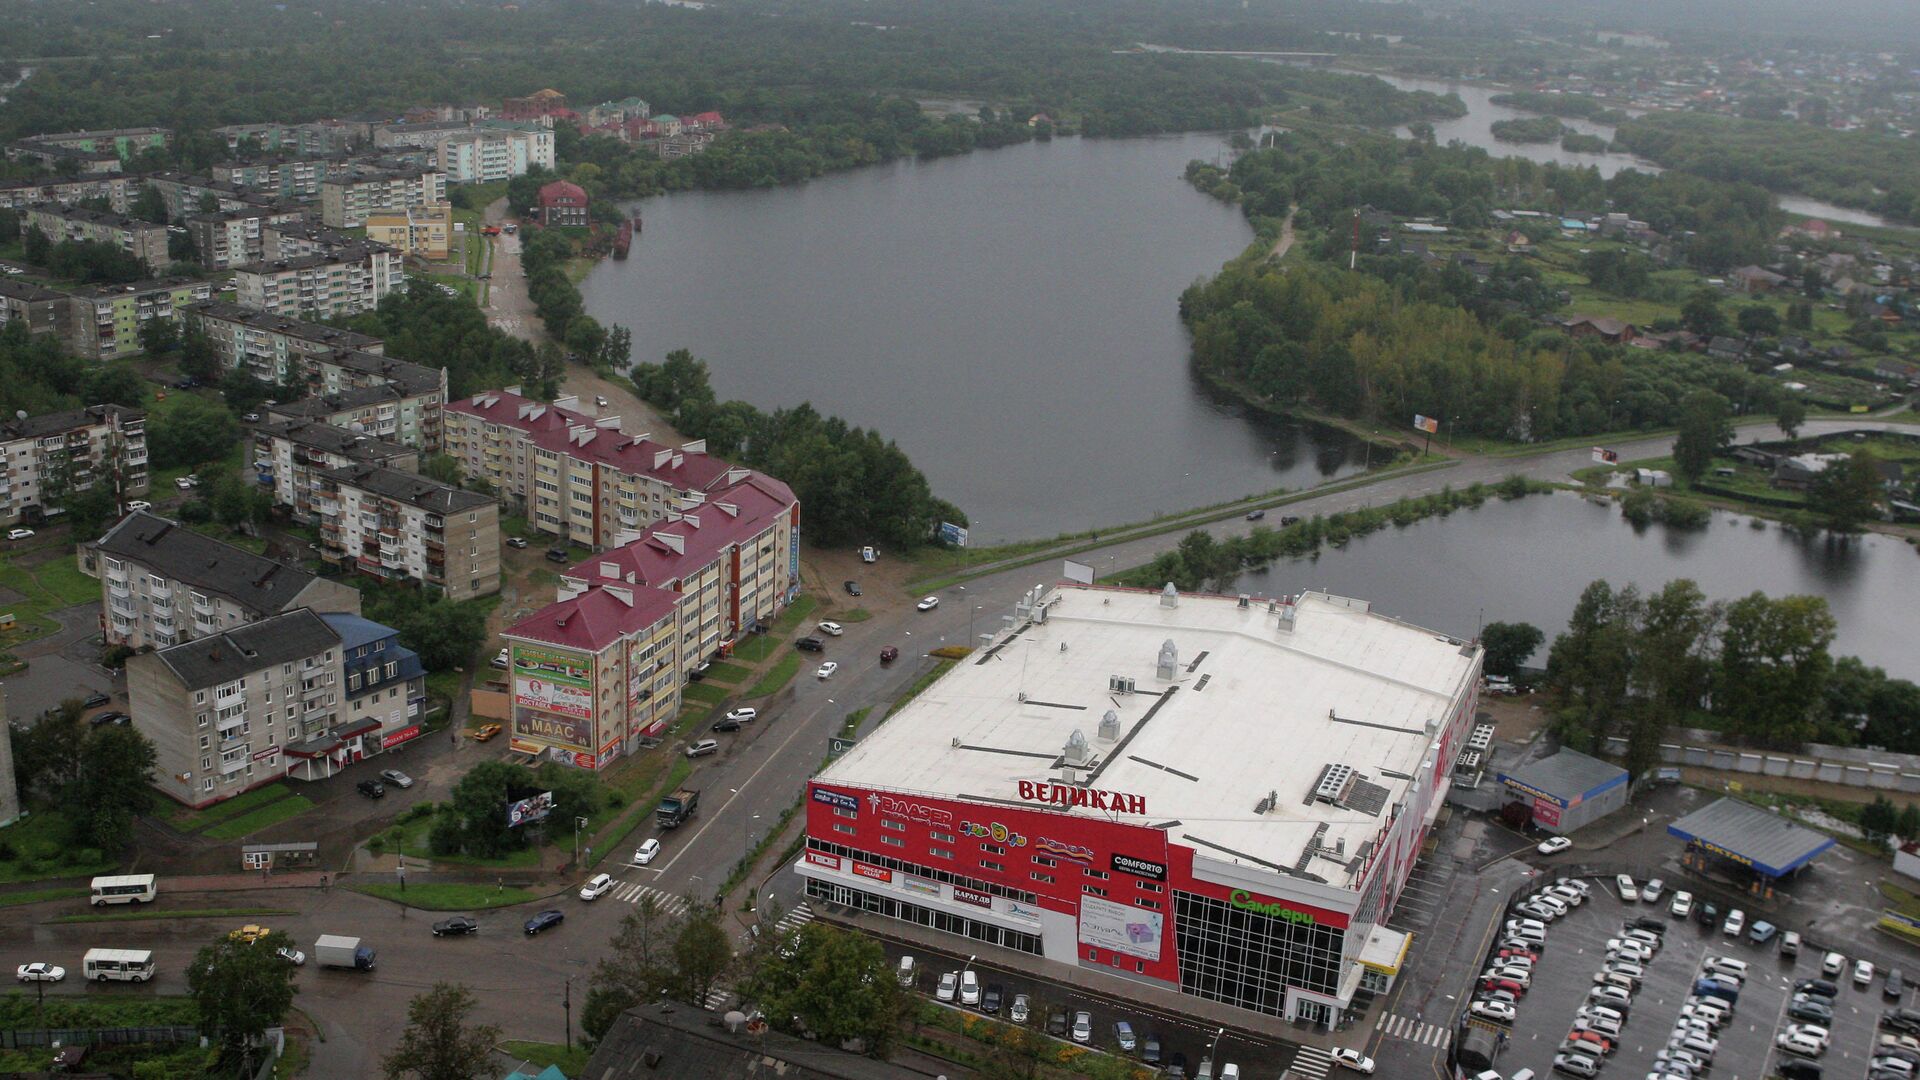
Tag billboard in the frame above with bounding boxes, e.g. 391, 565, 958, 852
939, 521, 969, 547
1077, 894, 1164, 962
1412, 414, 1440, 434
1062, 559, 1095, 585
513, 706, 591, 751
507, 790, 554, 828
1591, 447, 1620, 464
513, 643, 593, 721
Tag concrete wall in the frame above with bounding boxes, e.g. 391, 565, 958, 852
1602, 733, 1920, 794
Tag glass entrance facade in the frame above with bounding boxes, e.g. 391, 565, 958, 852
1172, 889, 1348, 1018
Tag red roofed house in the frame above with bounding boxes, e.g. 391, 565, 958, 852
683, 111, 727, 132
537, 179, 589, 227
502, 88, 570, 121
502, 582, 682, 768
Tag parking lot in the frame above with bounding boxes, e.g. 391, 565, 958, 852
1486, 875, 1905, 1079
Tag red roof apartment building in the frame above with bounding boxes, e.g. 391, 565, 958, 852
798, 585, 1483, 1029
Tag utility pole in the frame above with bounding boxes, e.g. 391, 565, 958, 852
574, 815, 588, 867
563, 976, 573, 1051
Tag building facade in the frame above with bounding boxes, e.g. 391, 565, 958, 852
321, 613, 429, 754
798, 586, 1482, 1028
144, 172, 274, 221
95, 511, 361, 650
502, 583, 681, 770
187, 207, 308, 271
0, 280, 69, 341
22, 205, 171, 271
186, 301, 383, 383
261, 220, 373, 262
364, 203, 452, 259
21, 127, 170, 159
537, 180, 589, 227
252, 417, 419, 523
313, 463, 500, 600
268, 383, 444, 453
0, 176, 133, 213
212, 157, 341, 200
0, 405, 148, 526
233, 245, 403, 319
64, 278, 214, 361
319, 167, 448, 228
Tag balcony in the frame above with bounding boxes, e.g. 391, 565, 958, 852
219, 756, 249, 775
148, 584, 172, 602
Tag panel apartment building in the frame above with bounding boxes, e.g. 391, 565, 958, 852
444, 389, 736, 549
186, 301, 384, 383
212, 157, 342, 201
364, 203, 452, 259
233, 244, 403, 319
0, 405, 148, 526
66, 278, 214, 361
262, 220, 375, 262
144, 172, 278, 222
95, 511, 361, 650
0, 175, 133, 213
313, 463, 500, 600
320, 166, 447, 228
186, 207, 309, 271
252, 417, 418, 523
435, 128, 556, 183
22, 205, 171, 271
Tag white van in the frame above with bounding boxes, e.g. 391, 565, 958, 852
897, 955, 916, 987
1219, 1067, 1241, 1080
1706, 956, 1750, 979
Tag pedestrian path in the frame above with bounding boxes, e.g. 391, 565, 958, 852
1376, 1012, 1452, 1048
1288, 1045, 1335, 1078
610, 880, 689, 914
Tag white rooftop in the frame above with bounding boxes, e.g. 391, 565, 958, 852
821, 585, 1481, 893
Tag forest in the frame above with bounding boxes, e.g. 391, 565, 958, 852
1487, 91, 1630, 125
1612, 111, 1920, 223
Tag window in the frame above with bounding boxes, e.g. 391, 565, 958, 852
199, 735, 210, 749
832, 823, 856, 836
1032, 855, 1057, 867
979, 859, 1004, 872
1085, 869, 1110, 881
201, 757, 212, 771
196, 712, 209, 728
194, 691, 206, 705
833, 808, 857, 821
880, 820, 906, 832
1138, 881, 1164, 893
1031, 871, 1055, 884
880, 835, 904, 848
1083, 884, 1108, 897
929, 830, 955, 844
348, 673, 361, 691
981, 843, 1005, 855
929, 847, 953, 860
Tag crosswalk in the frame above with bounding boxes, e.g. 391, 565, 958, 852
1288, 1045, 1335, 1078
1375, 1012, 1452, 1048
773, 903, 814, 936
608, 881, 690, 913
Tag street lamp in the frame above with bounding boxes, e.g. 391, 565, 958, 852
1206, 1026, 1226, 1071
573, 815, 588, 867
744, 813, 761, 862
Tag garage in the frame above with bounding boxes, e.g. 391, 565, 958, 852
1495, 748, 1629, 835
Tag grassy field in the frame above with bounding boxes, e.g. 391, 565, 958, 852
697, 661, 749, 685
0, 544, 107, 648
52, 906, 295, 925
351, 883, 539, 911
746, 653, 802, 698
202, 794, 317, 840
0, 810, 119, 884
168, 782, 311, 832
382, 814, 543, 869
0, 886, 88, 909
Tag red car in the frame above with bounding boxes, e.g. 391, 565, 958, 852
1481, 977, 1525, 997
880, 646, 900, 663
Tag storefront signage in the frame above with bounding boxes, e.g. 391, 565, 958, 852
902, 876, 941, 899
868, 793, 952, 828
1077, 894, 1163, 962
1037, 837, 1095, 865
805, 850, 842, 871
1229, 889, 1317, 926
852, 860, 892, 883
952, 885, 994, 908
1111, 853, 1166, 881
513, 645, 592, 684
380, 725, 420, 749
1500, 775, 1566, 808
1688, 837, 1754, 868
1018, 780, 1147, 815
1006, 900, 1043, 922
515, 675, 593, 719
512, 706, 591, 751
250, 744, 281, 761
961, 819, 1027, 847
1533, 798, 1562, 828
812, 787, 860, 813
513, 644, 594, 720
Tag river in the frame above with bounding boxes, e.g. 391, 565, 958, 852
1228, 491, 1920, 678
1362, 71, 1900, 230
582, 132, 1368, 543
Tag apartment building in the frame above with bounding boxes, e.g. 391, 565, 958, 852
186, 301, 383, 383
213, 121, 359, 156
321, 613, 429, 753
143, 172, 275, 221
502, 581, 681, 770
233, 245, 403, 319
319, 166, 447, 228
0, 175, 132, 213
21, 127, 170, 159
372, 120, 471, 150
4, 143, 122, 175
186, 207, 308, 271
95, 511, 361, 650
252, 417, 418, 522
268, 381, 444, 453
0, 405, 148, 526
22, 204, 171, 271
315, 464, 499, 600
0, 279, 69, 341
212, 157, 341, 201
364, 203, 451, 259
444, 389, 737, 548
65, 279, 214, 361
128, 608, 350, 807
556, 470, 799, 671
435, 127, 555, 183
260, 219, 371, 262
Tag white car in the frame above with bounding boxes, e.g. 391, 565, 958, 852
1669, 891, 1694, 918
959, 969, 980, 1006
174, 476, 195, 489
1824, 950, 1847, 975
1536, 836, 1572, 855
1642, 878, 1665, 903
276, 947, 305, 966
1331, 1048, 1376, 1074
724, 707, 758, 723
816, 621, 844, 637
1787, 1022, 1831, 1049
1470, 999, 1516, 1022
917, 595, 940, 611
578, 873, 614, 901
1722, 908, 1745, 936
125, 500, 151, 513
937, 971, 958, 1001
816, 661, 839, 679
1070, 1009, 1091, 1043
5, 528, 31, 541
1777, 1030, 1825, 1058
1858, 959, 1878, 986
1615, 874, 1639, 901
634, 838, 661, 865
491, 647, 510, 668
859, 546, 877, 563
14, 962, 63, 983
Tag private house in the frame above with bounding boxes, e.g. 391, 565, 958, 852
1730, 265, 1789, 293
1558, 315, 1637, 343
1773, 452, 1851, 491
1707, 336, 1749, 362
536, 180, 589, 227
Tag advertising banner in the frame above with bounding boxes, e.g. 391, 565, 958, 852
507, 790, 555, 828
1077, 894, 1163, 962
811, 787, 860, 813
1592, 447, 1620, 464
952, 885, 994, 909
805, 850, 842, 871
939, 522, 969, 547
1110, 853, 1167, 881
1413, 414, 1440, 434
1533, 798, 1562, 828
513, 644, 593, 720
901, 876, 941, 899
852, 860, 892, 884
1062, 559, 1095, 585
513, 706, 591, 751
380, 725, 420, 750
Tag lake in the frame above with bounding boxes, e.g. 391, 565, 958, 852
581, 133, 1368, 543
1228, 491, 1920, 678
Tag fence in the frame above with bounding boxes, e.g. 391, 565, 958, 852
1600, 732, 1920, 795
0, 1025, 198, 1049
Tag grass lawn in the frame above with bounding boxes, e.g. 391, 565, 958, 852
0, 994, 196, 1029
351, 882, 539, 910
167, 782, 298, 832
0, 886, 88, 908
746, 653, 802, 698
0, 810, 119, 884
771, 595, 818, 634
53, 906, 295, 925
680, 681, 728, 706
500, 1040, 592, 1077
199, 793, 316, 841
697, 661, 749, 685
835, 607, 873, 623
0, 544, 110, 648
732, 634, 779, 663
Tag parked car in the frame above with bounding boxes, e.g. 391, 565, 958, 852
491, 648, 511, 669
859, 546, 877, 563
1669, 891, 1694, 917
432, 915, 479, 937
1886, 1008, 1920, 1035
579, 873, 614, 901
523, 909, 565, 935
1551, 1052, 1600, 1077
816, 661, 839, 679
1791, 998, 1836, 1024
1825, 951, 1849, 976
1615, 874, 1639, 901
1723, 908, 1746, 936
470, 723, 502, 741
1800, 978, 1841, 998
276, 947, 305, 966
506, 536, 529, 548
1642, 878, 1665, 903
1046, 1007, 1067, 1036
1696, 900, 1719, 927
937, 972, 958, 1002
724, 707, 758, 723
1142, 1032, 1161, 1065
959, 970, 979, 1006
1113, 1021, 1135, 1051
1471, 1000, 1517, 1023
379, 769, 414, 789
5, 528, 32, 541
357, 779, 385, 798
1536, 836, 1572, 855
843, 580, 862, 596
817, 621, 844, 637
1750, 921, 1779, 944
981, 983, 1003, 1015
1071, 1010, 1092, 1044
80, 691, 111, 709
545, 547, 570, 563
794, 636, 825, 652
685, 739, 720, 758
1861, 960, 1880, 987
711, 717, 742, 732
1893, 970, 1910, 1001
1009, 993, 1029, 1024
917, 595, 940, 611
88, 711, 129, 727
124, 500, 151, 513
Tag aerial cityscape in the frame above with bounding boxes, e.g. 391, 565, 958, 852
0, 0, 1918, 1077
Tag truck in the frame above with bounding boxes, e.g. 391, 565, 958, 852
656, 788, 699, 829
314, 934, 376, 971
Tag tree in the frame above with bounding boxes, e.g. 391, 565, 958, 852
69, 723, 157, 850
60, 483, 119, 543
1807, 451, 1883, 534
23, 226, 50, 266
1671, 390, 1732, 483
671, 902, 735, 1008
586, 893, 686, 1039
421, 454, 464, 487
1736, 304, 1780, 337
85, 365, 148, 410
1544, 581, 1642, 750
382, 983, 501, 1080
1480, 622, 1543, 678
139, 316, 180, 357
740, 923, 905, 1056
1715, 592, 1837, 747
1776, 397, 1807, 441
1899, 803, 1920, 843
1680, 289, 1728, 337
437, 759, 597, 858
130, 184, 169, 225
11, 701, 87, 799
148, 396, 237, 469
209, 470, 270, 531
186, 932, 299, 1070
1862, 795, 1898, 842
177, 320, 221, 382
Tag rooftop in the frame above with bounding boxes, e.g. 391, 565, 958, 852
253, 418, 413, 463
96, 512, 318, 617
1666, 797, 1837, 879
24, 203, 158, 231
237, 245, 395, 273
504, 582, 680, 654
562, 472, 796, 589
186, 300, 384, 351
308, 348, 442, 395
323, 463, 492, 514
1498, 748, 1628, 803
1, 404, 142, 441
154, 609, 340, 690
819, 585, 1481, 890
0, 278, 63, 303
67, 277, 209, 301
448, 389, 730, 490
582, 1002, 920, 1080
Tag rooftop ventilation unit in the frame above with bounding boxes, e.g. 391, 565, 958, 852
1238, 594, 1251, 608
1063, 728, 1091, 766
1311, 762, 1357, 804
1155, 640, 1178, 681
1159, 582, 1178, 608
1097, 709, 1121, 742
1275, 602, 1297, 633
1108, 675, 1135, 694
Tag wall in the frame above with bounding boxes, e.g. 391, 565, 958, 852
1602, 731, 1920, 794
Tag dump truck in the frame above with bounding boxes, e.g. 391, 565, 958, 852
313, 934, 376, 971
656, 788, 699, 829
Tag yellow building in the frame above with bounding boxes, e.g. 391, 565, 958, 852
364, 203, 452, 260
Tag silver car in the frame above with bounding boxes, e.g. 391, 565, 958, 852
1071, 1010, 1092, 1043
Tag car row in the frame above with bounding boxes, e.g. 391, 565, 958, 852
924, 965, 1206, 1073
1557, 906, 1666, 1077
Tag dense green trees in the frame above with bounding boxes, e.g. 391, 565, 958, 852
1671, 390, 1732, 482
186, 931, 299, 1071
630, 349, 963, 548
382, 983, 500, 1080
11, 701, 156, 851
432, 760, 597, 860
1481, 621, 1545, 677
740, 921, 906, 1055
1488, 92, 1630, 125
341, 283, 553, 399
148, 396, 238, 469
1806, 451, 1885, 533
1490, 116, 1567, 144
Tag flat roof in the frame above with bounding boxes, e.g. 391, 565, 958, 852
1666, 797, 1837, 878
818, 585, 1481, 892
1497, 748, 1628, 808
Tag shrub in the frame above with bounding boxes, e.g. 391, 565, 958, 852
366, 835, 387, 856
929, 646, 973, 659
429, 813, 464, 856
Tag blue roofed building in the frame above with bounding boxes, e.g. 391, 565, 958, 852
321, 612, 428, 752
